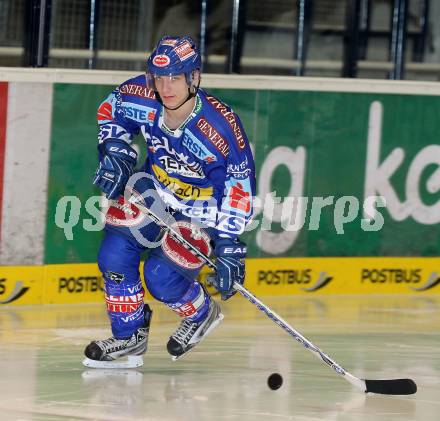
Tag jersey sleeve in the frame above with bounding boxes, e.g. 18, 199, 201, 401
96, 86, 141, 145
207, 111, 256, 239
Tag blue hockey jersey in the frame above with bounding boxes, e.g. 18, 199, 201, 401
96, 74, 256, 239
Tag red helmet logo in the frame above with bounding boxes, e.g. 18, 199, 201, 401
153, 54, 170, 67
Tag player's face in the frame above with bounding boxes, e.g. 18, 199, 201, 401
154, 74, 189, 108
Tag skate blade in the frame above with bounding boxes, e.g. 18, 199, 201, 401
82, 355, 144, 369
171, 313, 224, 361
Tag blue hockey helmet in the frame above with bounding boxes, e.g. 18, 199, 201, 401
147, 35, 201, 84
147, 36, 202, 109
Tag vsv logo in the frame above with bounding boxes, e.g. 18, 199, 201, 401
98, 123, 131, 143
0, 279, 30, 304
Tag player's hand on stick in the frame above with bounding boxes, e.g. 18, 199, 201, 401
93, 139, 137, 199
213, 238, 247, 300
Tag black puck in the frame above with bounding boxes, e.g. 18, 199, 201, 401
267, 373, 283, 390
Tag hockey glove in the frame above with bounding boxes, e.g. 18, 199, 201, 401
93, 139, 138, 199
214, 238, 247, 300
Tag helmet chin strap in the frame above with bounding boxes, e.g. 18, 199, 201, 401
158, 89, 195, 111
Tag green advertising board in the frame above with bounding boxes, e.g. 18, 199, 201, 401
45, 84, 440, 264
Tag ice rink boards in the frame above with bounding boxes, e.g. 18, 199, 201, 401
0, 294, 439, 421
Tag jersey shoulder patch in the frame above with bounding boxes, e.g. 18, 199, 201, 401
116, 75, 159, 125
118, 74, 156, 101
193, 114, 230, 158
201, 91, 246, 151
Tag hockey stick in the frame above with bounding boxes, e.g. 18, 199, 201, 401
130, 197, 417, 395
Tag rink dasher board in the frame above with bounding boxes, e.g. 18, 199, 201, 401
0, 257, 439, 306
2, 67, 440, 95
1, 74, 439, 266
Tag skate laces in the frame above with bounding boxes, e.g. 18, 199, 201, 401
99, 337, 129, 352
173, 319, 199, 345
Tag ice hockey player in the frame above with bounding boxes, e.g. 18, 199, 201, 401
83, 35, 255, 368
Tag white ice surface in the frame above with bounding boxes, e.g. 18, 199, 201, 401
0, 295, 438, 421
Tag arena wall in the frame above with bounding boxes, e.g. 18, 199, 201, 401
0, 69, 439, 304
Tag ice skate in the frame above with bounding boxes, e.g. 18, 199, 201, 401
82, 304, 152, 369
167, 298, 223, 361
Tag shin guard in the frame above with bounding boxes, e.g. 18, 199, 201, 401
166, 281, 210, 323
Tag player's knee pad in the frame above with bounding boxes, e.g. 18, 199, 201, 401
144, 256, 210, 322
98, 231, 143, 278
144, 255, 190, 302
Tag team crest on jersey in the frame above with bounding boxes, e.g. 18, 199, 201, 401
145, 132, 203, 170
161, 221, 211, 269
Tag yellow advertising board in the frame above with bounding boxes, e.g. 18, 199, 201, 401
43, 263, 104, 304
245, 257, 440, 295
1, 257, 439, 306
0, 266, 44, 305
42, 262, 156, 305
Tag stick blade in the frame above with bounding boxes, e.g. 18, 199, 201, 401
365, 378, 417, 395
